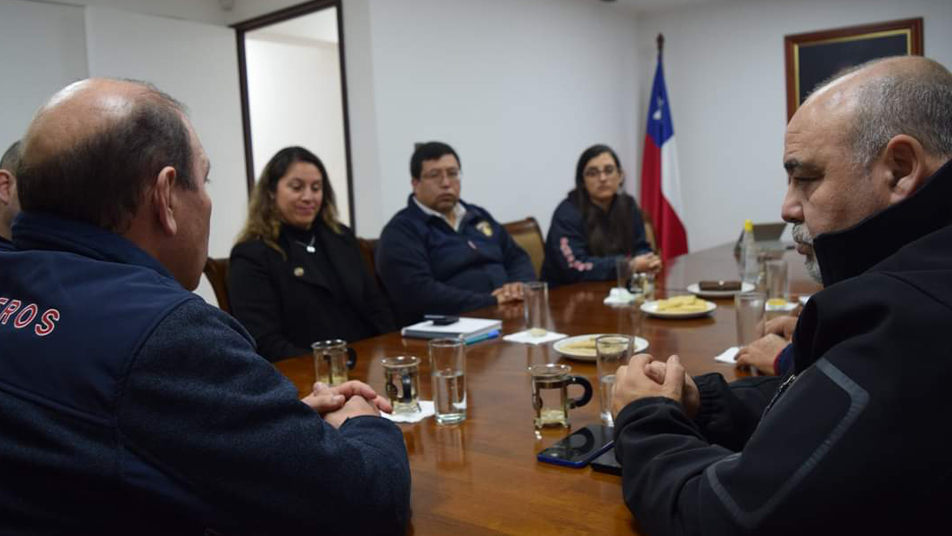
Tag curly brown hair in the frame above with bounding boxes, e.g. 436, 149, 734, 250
235, 146, 341, 256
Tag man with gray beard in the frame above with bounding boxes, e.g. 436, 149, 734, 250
610, 55, 952, 535
791, 222, 820, 282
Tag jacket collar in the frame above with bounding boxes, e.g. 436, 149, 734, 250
814, 158, 952, 286
11, 211, 178, 282
405, 194, 481, 228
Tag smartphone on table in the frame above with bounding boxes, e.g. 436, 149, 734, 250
590, 448, 622, 475
536, 424, 613, 468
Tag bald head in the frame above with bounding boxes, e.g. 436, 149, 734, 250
802, 56, 952, 169
17, 78, 196, 231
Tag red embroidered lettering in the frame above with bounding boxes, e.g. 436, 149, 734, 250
0, 300, 21, 324
0, 297, 8, 308
13, 304, 38, 329
34, 309, 60, 337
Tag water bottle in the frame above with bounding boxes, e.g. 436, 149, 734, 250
742, 219, 759, 286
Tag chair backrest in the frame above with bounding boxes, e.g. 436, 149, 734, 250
357, 237, 383, 290
502, 216, 544, 278
203, 257, 231, 314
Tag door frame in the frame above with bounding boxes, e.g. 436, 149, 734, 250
232, 0, 355, 228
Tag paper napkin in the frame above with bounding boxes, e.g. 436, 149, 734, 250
503, 329, 568, 345
714, 346, 740, 364
381, 400, 435, 423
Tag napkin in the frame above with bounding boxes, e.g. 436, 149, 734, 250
503, 329, 568, 345
381, 400, 435, 423
604, 287, 637, 305
714, 346, 739, 364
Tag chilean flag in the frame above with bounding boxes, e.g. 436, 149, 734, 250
639, 54, 688, 262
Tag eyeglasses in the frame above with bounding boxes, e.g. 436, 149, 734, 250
420, 169, 463, 182
584, 166, 618, 179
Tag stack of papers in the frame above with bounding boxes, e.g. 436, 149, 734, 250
401, 317, 502, 344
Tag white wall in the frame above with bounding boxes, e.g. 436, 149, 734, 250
345, 0, 643, 238
245, 34, 350, 224
84, 6, 248, 303
0, 0, 88, 151
340, 0, 384, 237
637, 0, 952, 251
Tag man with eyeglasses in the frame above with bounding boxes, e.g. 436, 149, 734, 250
377, 141, 535, 325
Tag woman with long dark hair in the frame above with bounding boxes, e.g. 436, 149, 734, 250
541, 144, 661, 286
229, 146, 393, 362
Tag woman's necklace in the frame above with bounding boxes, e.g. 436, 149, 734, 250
294, 235, 316, 253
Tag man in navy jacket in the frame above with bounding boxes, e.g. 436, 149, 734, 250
0, 78, 410, 535
376, 141, 535, 325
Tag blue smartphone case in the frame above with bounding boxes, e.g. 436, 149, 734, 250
536, 424, 614, 468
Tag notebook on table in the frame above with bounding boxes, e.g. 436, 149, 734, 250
401, 317, 502, 344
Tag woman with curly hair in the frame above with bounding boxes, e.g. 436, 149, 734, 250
229, 146, 393, 362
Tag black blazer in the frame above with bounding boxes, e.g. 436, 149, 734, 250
228, 222, 394, 362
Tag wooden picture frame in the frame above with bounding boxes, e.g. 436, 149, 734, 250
784, 18, 923, 120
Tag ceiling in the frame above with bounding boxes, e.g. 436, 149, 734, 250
597, 0, 738, 13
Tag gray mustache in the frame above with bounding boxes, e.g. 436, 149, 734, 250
792, 224, 814, 246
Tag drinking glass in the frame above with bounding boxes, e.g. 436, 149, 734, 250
735, 292, 766, 347
312, 339, 355, 386
523, 281, 549, 337
615, 257, 632, 292
429, 338, 467, 425
528, 363, 592, 429
765, 259, 789, 302
382, 355, 421, 415
595, 335, 632, 427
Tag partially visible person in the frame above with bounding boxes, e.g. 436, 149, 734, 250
376, 141, 535, 325
0, 140, 20, 249
541, 144, 661, 287
736, 313, 799, 375
0, 78, 409, 534
229, 146, 394, 362
611, 56, 952, 534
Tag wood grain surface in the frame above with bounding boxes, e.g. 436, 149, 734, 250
274, 243, 819, 535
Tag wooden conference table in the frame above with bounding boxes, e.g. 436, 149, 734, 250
275, 243, 820, 535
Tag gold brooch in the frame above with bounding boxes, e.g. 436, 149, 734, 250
293, 267, 305, 277
476, 221, 493, 237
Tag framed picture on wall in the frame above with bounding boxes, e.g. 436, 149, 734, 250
784, 18, 923, 120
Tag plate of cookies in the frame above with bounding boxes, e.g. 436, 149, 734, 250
641, 295, 717, 319
553, 334, 649, 362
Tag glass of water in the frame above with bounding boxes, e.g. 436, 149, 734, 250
595, 334, 633, 427
381, 355, 421, 415
735, 292, 766, 348
429, 337, 467, 425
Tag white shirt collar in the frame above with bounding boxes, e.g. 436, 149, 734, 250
412, 196, 467, 232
